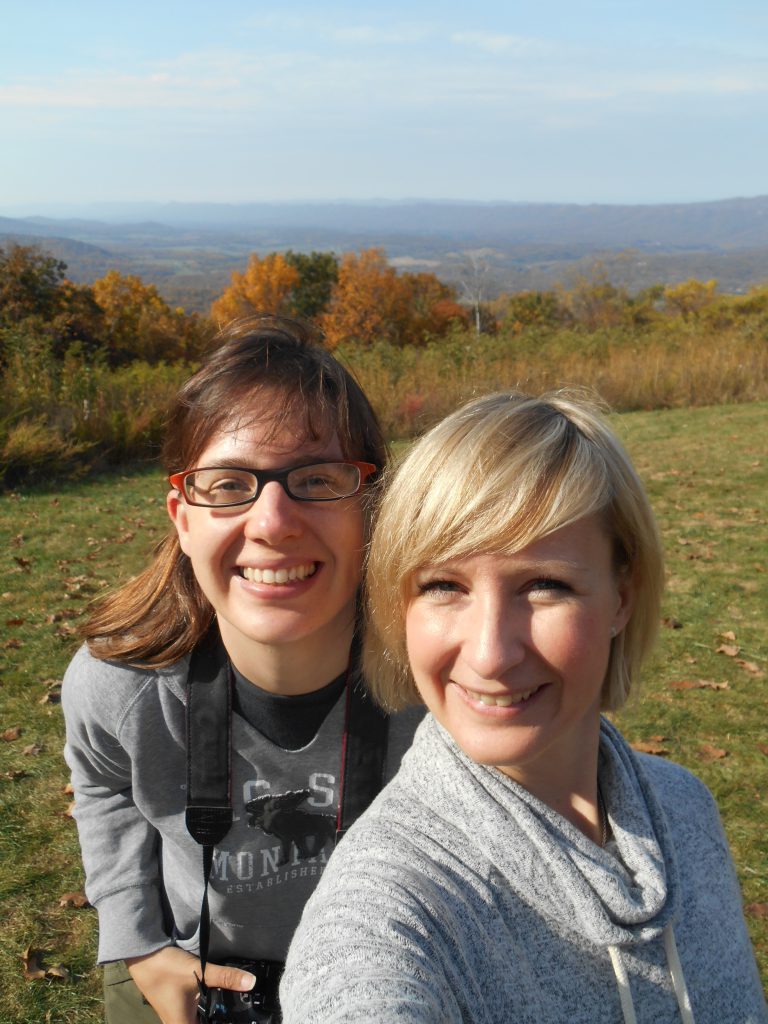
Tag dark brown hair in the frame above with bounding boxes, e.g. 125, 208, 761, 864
84, 316, 387, 666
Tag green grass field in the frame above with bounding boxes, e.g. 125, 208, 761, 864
0, 402, 765, 1021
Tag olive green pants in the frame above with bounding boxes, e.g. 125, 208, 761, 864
103, 960, 162, 1023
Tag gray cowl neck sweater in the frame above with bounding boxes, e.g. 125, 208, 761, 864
281, 715, 766, 1023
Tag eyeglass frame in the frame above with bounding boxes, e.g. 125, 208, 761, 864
169, 460, 377, 508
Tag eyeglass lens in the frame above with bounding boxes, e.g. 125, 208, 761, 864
183, 463, 363, 506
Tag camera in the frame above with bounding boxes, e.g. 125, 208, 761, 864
196, 958, 284, 1024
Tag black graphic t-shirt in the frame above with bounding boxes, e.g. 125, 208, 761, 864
169, 679, 353, 961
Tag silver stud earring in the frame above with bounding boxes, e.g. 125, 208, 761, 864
610, 626, 617, 638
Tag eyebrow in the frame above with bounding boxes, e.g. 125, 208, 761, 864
194, 455, 338, 470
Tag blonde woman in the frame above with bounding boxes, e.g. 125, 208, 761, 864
281, 391, 766, 1024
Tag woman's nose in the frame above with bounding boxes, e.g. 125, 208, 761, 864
243, 480, 304, 543
460, 600, 527, 682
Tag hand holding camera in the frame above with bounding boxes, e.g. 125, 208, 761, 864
126, 946, 257, 1024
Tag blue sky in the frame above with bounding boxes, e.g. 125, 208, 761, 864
1, 0, 767, 209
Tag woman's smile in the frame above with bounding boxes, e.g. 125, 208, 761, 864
452, 681, 548, 710
238, 561, 318, 585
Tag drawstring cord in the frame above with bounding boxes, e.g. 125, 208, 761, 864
664, 925, 695, 1024
607, 925, 695, 1024
608, 945, 638, 1024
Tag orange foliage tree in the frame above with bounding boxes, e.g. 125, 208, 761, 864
405, 272, 469, 338
211, 253, 300, 323
321, 248, 464, 348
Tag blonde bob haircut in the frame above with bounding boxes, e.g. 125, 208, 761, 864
364, 389, 664, 713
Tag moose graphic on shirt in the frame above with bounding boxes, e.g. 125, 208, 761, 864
245, 788, 336, 865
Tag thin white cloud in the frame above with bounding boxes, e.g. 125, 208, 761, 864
242, 12, 431, 46
330, 25, 430, 44
1, 44, 766, 115
450, 31, 550, 56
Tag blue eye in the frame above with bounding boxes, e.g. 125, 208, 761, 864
417, 579, 461, 595
528, 578, 570, 593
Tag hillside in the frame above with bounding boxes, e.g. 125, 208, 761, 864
3, 196, 768, 312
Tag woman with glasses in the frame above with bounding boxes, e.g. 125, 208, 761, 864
280, 390, 765, 1024
62, 317, 422, 1024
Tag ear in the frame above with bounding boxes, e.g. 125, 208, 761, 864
167, 488, 193, 557
612, 569, 635, 637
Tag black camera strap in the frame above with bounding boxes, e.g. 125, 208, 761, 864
185, 628, 388, 994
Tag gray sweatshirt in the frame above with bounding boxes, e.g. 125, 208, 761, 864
281, 715, 766, 1024
62, 644, 422, 964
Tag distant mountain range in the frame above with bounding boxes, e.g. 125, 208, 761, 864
2, 196, 768, 312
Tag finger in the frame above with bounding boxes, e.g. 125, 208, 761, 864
202, 962, 257, 992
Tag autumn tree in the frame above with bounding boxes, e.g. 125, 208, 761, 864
403, 272, 468, 339
284, 251, 339, 319
319, 248, 417, 349
494, 291, 567, 333
52, 280, 107, 356
211, 253, 300, 323
92, 270, 211, 364
559, 263, 630, 331
663, 279, 718, 320
0, 244, 110, 363
0, 243, 66, 325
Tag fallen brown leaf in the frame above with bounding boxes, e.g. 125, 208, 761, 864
63, 782, 74, 795
698, 743, 728, 762
719, 630, 737, 641
735, 659, 765, 678
13, 556, 32, 572
631, 740, 670, 756
1, 726, 22, 741
716, 644, 740, 657
758, 745, 768, 758
21, 947, 70, 982
59, 891, 90, 909
22, 744, 42, 756
745, 902, 768, 918
662, 617, 683, 630
38, 689, 62, 705
4, 638, 23, 649
669, 679, 729, 691
4, 769, 27, 780
45, 963, 70, 981
64, 801, 76, 817
5, 617, 25, 626
21, 947, 47, 981
54, 623, 77, 637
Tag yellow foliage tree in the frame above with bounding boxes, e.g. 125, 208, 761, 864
92, 270, 210, 364
211, 253, 300, 323
663, 279, 718, 320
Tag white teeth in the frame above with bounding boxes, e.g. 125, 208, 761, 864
469, 687, 538, 707
241, 563, 317, 584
